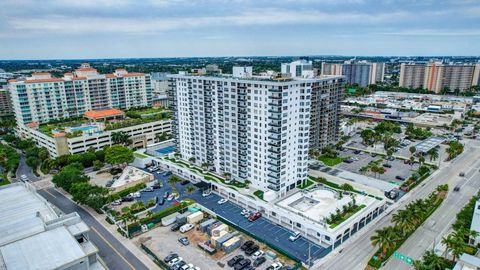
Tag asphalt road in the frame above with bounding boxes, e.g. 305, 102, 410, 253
15, 153, 39, 182
383, 145, 480, 270
38, 187, 150, 270
317, 139, 480, 270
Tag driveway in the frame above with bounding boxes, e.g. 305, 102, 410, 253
15, 153, 39, 182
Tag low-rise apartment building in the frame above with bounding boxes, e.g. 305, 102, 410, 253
17, 108, 171, 157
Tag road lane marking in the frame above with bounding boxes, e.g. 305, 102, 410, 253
44, 189, 57, 198
91, 226, 136, 270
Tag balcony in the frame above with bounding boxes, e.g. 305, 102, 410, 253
268, 140, 280, 147
268, 100, 282, 106
268, 159, 280, 166
268, 153, 280, 160
268, 112, 281, 120
238, 120, 247, 126
268, 146, 280, 154
270, 93, 282, 99
268, 165, 280, 172
268, 106, 281, 113
268, 184, 280, 191
269, 120, 281, 127
268, 171, 280, 179
268, 127, 281, 134
268, 134, 281, 141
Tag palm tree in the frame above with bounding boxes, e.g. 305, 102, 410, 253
341, 183, 354, 194
370, 226, 398, 259
419, 156, 425, 166
409, 146, 417, 157
111, 131, 132, 146
422, 250, 448, 270
386, 149, 393, 164
442, 234, 466, 262
427, 148, 439, 162
392, 209, 415, 236
410, 156, 415, 169
445, 146, 456, 160
168, 175, 181, 191
185, 185, 195, 194
201, 162, 209, 171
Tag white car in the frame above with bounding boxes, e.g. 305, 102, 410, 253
217, 198, 228, 205
180, 223, 194, 233
269, 262, 283, 270
289, 231, 301, 242
167, 194, 175, 201
111, 199, 122, 206
202, 190, 212, 197
130, 192, 141, 198
241, 209, 249, 216
251, 250, 264, 260
180, 264, 190, 270
168, 257, 183, 267
20, 175, 28, 182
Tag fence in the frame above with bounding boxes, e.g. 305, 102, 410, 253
140, 243, 170, 270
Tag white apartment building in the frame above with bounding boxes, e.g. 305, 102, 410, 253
281, 59, 315, 78
168, 67, 343, 196
8, 63, 153, 126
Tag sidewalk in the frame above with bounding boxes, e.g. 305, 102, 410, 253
55, 188, 160, 270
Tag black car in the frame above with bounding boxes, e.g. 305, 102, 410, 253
153, 182, 162, 189
164, 253, 178, 263
343, 159, 353, 163
170, 223, 181, 231
382, 163, 392, 168
395, 175, 405, 181
245, 245, 259, 256
353, 150, 361, 154
241, 240, 254, 251
228, 255, 244, 267
181, 179, 190, 185
163, 191, 170, 198
121, 195, 134, 202
243, 266, 255, 270
234, 259, 251, 270
253, 256, 266, 267
159, 198, 165, 205
172, 261, 186, 270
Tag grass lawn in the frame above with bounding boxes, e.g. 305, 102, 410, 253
318, 155, 347, 166
253, 190, 264, 200
133, 152, 148, 158
298, 179, 315, 189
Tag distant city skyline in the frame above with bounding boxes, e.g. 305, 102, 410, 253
0, 0, 479, 60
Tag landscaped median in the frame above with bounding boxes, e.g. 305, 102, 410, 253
367, 184, 448, 269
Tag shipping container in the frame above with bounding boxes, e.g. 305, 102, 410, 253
186, 211, 204, 224
206, 221, 222, 235
222, 236, 242, 253
215, 231, 239, 247
161, 212, 180, 226
211, 224, 229, 237
199, 219, 216, 232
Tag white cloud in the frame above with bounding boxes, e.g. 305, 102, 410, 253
377, 29, 480, 36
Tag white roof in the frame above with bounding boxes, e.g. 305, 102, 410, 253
1, 227, 86, 270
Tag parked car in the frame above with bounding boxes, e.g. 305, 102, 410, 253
170, 223, 181, 232
241, 241, 254, 251
234, 259, 251, 270
181, 179, 190, 185
245, 245, 259, 256
266, 262, 283, 270
180, 223, 194, 233
168, 257, 183, 267
241, 209, 249, 216
20, 175, 28, 182
130, 192, 141, 198
395, 176, 405, 181
253, 256, 266, 267
343, 159, 353, 164
243, 266, 254, 270
167, 194, 175, 201
121, 195, 134, 202
152, 182, 162, 189
289, 231, 301, 242
459, 172, 465, 177
218, 198, 228, 205
159, 198, 165, 205
248, 212, 262, 222
164, 253, 178, 263
382, 163, 392, 168
178, 237, 189, 246
173, 261, 186, 270
353, 150, 361, 154
163, 191, 170, 198
202, 190, 212, 197
111, 199, 122, 206
143, 187, 154, 192
251, 250, 264, 260
386, 156, 395, 161
228, 255, 244, 267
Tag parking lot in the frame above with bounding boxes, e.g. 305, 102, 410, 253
130, 167, 330, 264
334, 148, 419, 185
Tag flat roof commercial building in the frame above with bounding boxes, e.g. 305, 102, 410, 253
0, 182, 104, 270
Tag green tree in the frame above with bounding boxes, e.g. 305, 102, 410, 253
93, 160, 103, 171
427, 148, 439, 162
370, 226, 398, 259
186, 185, 196, 194
105, 145, 134, 168
360, 129, 376, 146
111, 131, 132, 147
341, 183, 354, 194
52, 164, 89, 192
168, 175, 181, 189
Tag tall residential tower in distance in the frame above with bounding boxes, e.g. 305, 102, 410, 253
168, 65, 343, 196
399, 61, 480, 93
321, 60, 385, 87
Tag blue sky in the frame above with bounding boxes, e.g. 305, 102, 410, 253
0, 0, 479, 59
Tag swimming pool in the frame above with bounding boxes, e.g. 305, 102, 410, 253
155, 145, 175, 155
70, 125, 98, 132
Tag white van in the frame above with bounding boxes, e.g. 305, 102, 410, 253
180, 223, 194, 233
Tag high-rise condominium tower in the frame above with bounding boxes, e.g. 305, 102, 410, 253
168, 66, 343, 196
9, 63, 152, 126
